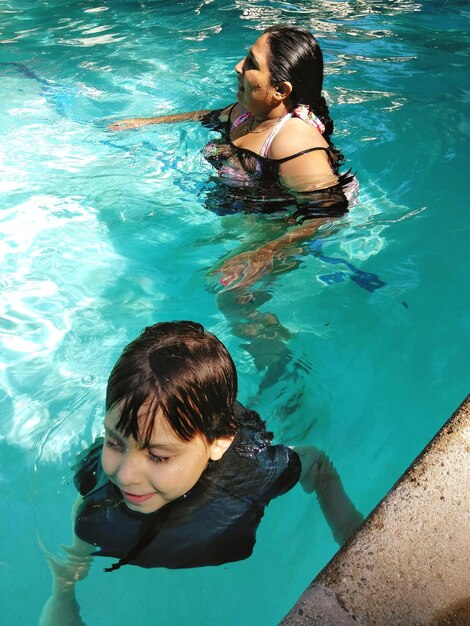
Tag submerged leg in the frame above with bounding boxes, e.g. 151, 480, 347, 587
216, 287, 295, 393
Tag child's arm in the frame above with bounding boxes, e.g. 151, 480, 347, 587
292, 446, 364, 546
108, 109, 215, 130
39, 496, 94, 626
38, 566, 88, 626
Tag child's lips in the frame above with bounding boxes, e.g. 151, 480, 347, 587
122, 490, 154, 504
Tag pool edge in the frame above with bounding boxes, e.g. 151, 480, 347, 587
279, 393, 470, 625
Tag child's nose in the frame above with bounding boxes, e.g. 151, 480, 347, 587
117, 454, 142, 486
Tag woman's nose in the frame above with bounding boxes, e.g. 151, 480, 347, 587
235, 59, 243, 75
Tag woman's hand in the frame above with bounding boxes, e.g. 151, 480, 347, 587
211, 248, 275, 290
108, 117, 153, 130
211, 242, 306, 290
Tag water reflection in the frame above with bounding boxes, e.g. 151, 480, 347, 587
235, 0, 424, 31
203, 207, 385, 406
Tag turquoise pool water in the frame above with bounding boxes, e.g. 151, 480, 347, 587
1, 1, 469, 624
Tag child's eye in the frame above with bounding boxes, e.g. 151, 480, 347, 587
104, 438, 122, 450
148, 452, 171, 464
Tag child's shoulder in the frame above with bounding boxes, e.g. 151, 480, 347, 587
208, 404, 301, 501
72, 438, 104, 496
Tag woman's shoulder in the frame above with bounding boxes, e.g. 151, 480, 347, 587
268, 116, 328, 160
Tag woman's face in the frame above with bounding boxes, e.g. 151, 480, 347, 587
101, 404, 232, 514
235, 33, 278, 117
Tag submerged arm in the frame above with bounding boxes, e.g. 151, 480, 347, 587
258, 217, 330, 253
210, 156, 346, 290
211, 217, 331, 290
293, 446, 363, 546
39, 496, 94, 626
211, 121, 346, 289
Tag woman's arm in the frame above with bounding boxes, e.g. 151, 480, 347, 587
108, 101, 241, 131
259, 218, 330, 254
108, 109, 215, 130
211, 217, 330, 290
39, 496, 94, 626
210, 119, 347, 289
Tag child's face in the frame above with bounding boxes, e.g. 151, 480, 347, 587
101, 403, 233, 514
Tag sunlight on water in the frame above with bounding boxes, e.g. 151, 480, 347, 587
0, 193, 127, 460
1, 1, 469, 624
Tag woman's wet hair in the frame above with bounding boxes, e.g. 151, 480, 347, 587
264, 25, 334, 137
106, 321, 238, 444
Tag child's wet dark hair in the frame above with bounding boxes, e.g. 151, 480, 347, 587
106, 321, 239, 444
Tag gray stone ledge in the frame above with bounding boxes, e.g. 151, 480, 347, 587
280, 394, 470, 626
280, 584, 358, 625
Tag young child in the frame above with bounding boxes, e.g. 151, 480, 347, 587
40, 321, 362, 625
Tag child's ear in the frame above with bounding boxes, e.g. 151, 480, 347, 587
209, 435, 235, 461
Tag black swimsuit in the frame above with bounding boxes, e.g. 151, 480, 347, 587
201, 106, 353, 221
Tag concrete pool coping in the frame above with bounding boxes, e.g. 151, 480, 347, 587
280, 393, 470, 626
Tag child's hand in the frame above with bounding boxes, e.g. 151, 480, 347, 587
293, 446, 364, 545
38, 535, 93, 590
46, 545, 92, 588
38, 544, 91, 626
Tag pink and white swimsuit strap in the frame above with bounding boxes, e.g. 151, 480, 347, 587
260, 113, 293, 157
260, 105, 326, 158
230, 111, 253, 130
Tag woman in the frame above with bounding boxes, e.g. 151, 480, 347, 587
110, 26, 357, 394
110, 25, 357, 289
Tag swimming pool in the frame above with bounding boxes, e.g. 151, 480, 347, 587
1, 1, 469, 624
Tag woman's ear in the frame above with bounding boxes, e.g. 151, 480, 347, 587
274, 81, 293, 102
209, 435, 235, 461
